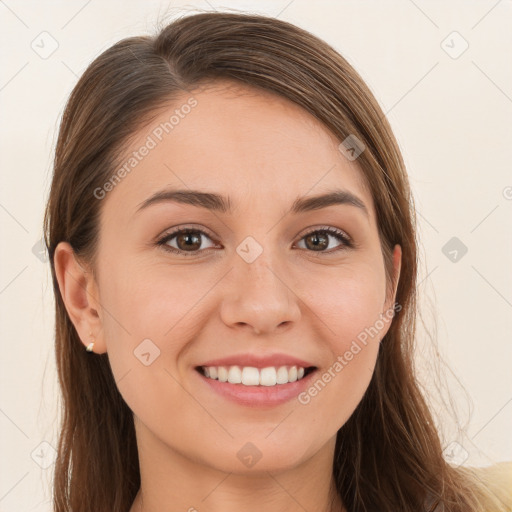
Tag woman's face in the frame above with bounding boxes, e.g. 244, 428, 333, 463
80, 81, 400, 473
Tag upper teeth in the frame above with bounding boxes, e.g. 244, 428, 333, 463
202, 365, 307, 386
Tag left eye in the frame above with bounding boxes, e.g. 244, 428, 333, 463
295, 227, 353, 252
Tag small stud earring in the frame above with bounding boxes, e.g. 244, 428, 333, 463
86, 331, 95, 352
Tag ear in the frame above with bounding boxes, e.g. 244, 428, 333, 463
53, 241, 107, 353
380, 244, 402, 338
388, 244, 401, 308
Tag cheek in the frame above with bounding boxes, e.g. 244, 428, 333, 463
96, 258, 221, 390
294, 263, 386, 427
99, 257, 209, 338
304, 261, 387, 346
96, 261, 201, 431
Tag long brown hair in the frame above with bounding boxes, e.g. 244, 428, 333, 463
43, 10, 506, 512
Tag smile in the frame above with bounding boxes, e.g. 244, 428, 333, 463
195, 364, 319, 407
198, 365, 316, 386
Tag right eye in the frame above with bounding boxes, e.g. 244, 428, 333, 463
156, 227, 218, 256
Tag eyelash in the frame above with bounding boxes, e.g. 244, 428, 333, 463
156, 225, 354, 257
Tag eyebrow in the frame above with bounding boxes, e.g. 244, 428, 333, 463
135, 188, 369, 218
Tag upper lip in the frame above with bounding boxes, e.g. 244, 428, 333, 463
197, 353, 317, 369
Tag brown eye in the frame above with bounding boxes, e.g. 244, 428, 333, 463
296, 227, 353, 253
157, 225, 353, 257
303, 232, 329, 251
157, 228, 217, 256
174, 231, 202, 251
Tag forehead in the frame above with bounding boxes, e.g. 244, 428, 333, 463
103, 80, 374, 221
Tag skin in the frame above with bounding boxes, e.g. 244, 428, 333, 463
55, 80, 401, 512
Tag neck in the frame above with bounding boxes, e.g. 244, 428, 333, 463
130, 422, 345, 512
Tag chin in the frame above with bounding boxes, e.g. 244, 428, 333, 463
203, 438, 315, 475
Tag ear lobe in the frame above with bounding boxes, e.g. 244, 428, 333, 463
53, 241, 106, 353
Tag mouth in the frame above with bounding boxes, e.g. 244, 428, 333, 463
194, 363, 319, 407
195, 364, 317, 387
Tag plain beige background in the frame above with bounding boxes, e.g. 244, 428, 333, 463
1, 1, 511, 510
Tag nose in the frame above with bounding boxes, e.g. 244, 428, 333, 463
219, 255, 301, 335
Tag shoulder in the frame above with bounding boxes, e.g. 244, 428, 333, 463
462, 461, 512, 511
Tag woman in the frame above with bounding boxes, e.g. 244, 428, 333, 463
43, 11, 511, 512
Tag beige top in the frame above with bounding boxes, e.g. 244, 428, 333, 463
423, 462, 512, 511
465, 461, 512, 510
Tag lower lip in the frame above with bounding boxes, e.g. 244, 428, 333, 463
195, 368, 318, 407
